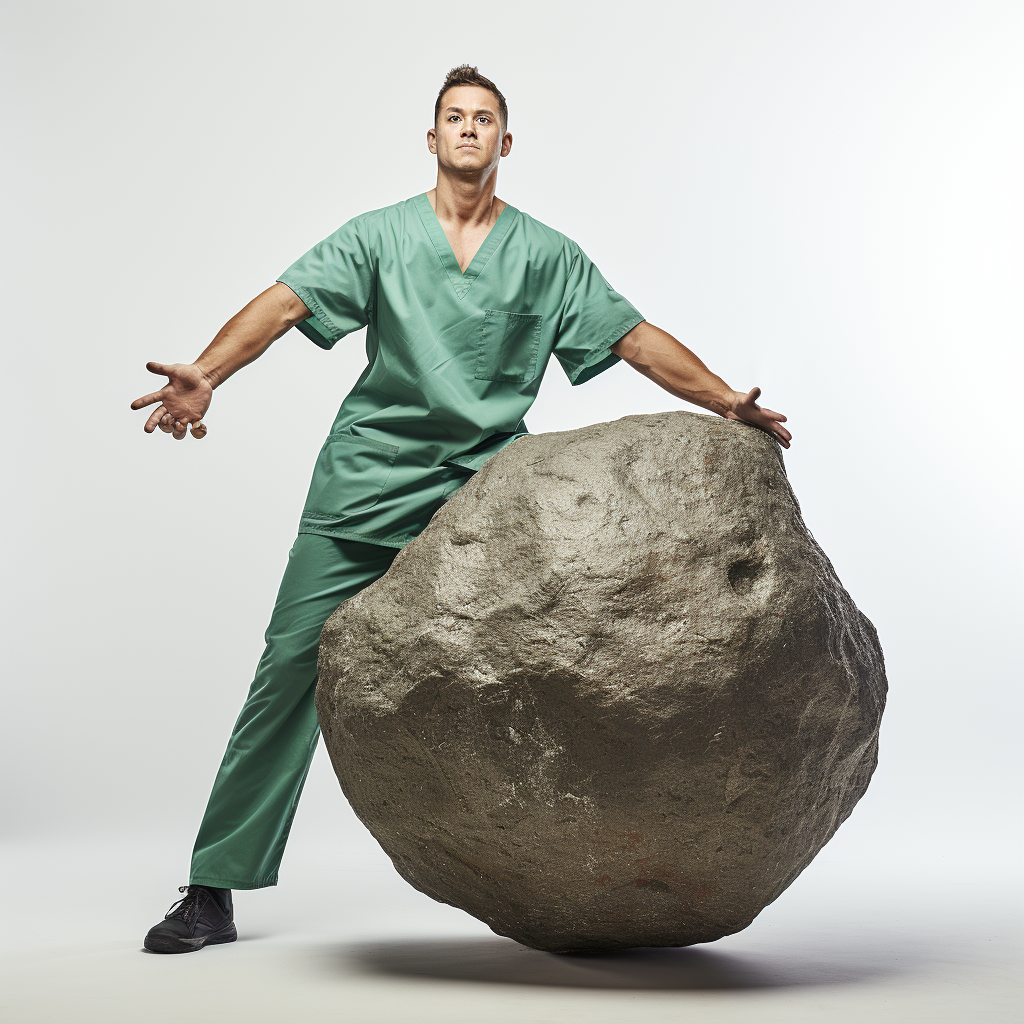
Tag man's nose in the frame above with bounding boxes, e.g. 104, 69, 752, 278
461, 123, 477, 138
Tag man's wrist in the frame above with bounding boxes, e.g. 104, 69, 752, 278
706, 388, 739, 418
194, 360, 220, 390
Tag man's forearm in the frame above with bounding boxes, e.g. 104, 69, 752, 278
611, 321, 738, 417
195, 283, 311, 389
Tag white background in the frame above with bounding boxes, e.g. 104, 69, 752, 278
2, 1, 1020, 1020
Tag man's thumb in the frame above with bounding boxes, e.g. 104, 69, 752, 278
146, 361, 174, 377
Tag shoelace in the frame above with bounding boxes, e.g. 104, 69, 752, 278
164, 885, 210, 926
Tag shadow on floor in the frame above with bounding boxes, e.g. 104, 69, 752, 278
337, 935, 928, 990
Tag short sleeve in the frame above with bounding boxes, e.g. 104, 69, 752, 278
551, 243, 645, 385
276, 216, 376, 350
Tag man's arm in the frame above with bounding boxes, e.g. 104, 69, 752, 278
130, 283, 311, 439
610, 321, 792, 449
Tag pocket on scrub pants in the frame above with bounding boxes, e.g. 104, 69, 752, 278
301, 432, 399, 518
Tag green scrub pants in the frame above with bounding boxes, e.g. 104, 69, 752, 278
188, 533, 399, 889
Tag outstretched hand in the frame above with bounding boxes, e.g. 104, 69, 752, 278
130, 361, 213, 439
725, 387, 792, 448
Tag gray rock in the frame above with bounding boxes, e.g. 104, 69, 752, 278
315, 410, 887, 952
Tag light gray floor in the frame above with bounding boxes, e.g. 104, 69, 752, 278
1, 832, 1018, 1024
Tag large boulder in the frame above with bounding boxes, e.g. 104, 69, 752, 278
315, 410, 887, 952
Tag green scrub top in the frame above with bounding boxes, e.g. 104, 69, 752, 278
276, 191, 645, 549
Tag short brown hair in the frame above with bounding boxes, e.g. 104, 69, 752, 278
434, 65, 508, 134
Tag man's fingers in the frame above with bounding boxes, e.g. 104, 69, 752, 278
725, 393, 792, 446
740, 407, 792, 447
144, 405, 169, 432
764, 420, 792, 447
141, 402, 206, 439
131, 390, 166, 411
757, 411, 792, 442
759, 411, 792, 440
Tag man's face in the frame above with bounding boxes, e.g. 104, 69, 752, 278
428, 84, 511, 175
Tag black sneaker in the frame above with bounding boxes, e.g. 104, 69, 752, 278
144, 885, 237, 954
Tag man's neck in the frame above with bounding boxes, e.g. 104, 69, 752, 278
428, 173, 506, 228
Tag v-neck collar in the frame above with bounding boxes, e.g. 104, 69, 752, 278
414, 192, 518, 300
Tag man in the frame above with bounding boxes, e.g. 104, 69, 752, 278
131, 65, 791, 954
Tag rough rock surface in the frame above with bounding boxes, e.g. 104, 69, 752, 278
315, 410, 887, 952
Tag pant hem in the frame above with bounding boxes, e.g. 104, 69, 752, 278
188, 875, 279, 890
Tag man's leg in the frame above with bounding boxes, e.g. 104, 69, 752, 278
186, 532, 399, 889
145, 533, 399, 952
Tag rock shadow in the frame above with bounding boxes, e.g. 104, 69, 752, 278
339, 935, 927, 990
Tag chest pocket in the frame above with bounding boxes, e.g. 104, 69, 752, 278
302, 432, 399, 518
475, 309, 543, 383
